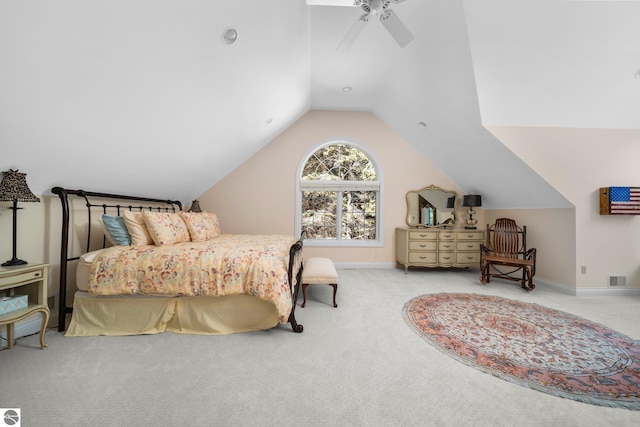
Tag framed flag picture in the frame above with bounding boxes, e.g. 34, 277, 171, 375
599, 187, 640, 215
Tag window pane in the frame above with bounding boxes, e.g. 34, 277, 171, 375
302, 144, 376, 181
341, 191, 376, 240
301, 191, 337, 239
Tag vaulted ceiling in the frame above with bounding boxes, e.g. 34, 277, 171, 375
2, 1, 639, 208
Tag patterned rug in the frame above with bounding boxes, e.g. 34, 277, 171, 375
402, 293, 640, 410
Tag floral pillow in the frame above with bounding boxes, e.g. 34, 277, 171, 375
142, 211, 191, 246
180, 211, 220, 242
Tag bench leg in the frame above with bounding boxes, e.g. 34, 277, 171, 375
330, 283, 338, 308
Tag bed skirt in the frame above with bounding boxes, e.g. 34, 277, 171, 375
65, 291, 279, 336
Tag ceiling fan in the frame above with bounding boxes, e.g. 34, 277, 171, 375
336, 0, 414, 51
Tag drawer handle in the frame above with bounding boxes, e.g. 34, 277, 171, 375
419, 234, 427, 238
419, 256, 427, 260
419, 244, 426, 248
443, 234, 452, 238
466, 245, 474, 248
35, 273, 40, 277
443, 245, 451, 248
443, 256, 451, 260
467, 235, 475, 238
467, 256, 474, 260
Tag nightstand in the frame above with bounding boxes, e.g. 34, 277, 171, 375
0, 263, 50, 349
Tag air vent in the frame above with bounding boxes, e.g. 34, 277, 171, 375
608, 276, 627, 287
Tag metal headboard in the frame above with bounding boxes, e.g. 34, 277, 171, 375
51, 187, 182, 332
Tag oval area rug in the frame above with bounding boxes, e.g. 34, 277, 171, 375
402, 293, 640, 410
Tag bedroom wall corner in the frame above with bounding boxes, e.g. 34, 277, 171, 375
488, 126, 640, 290
484, 208, 577, 290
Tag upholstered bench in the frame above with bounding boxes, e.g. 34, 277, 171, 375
301, 257, 338, 308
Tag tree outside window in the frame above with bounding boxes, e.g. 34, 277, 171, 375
298, 143, 381, 244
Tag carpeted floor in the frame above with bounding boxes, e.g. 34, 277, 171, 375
403, 293, 640, 410
2, 267, 640, 426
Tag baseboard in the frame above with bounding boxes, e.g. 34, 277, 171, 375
534, 278, 577, 295
334, 262, 396, 269
531, 278, 640, 297
574, 287, 640, 297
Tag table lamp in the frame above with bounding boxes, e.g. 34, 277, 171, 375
0, 169, 40, 266
462, 194, 482, 230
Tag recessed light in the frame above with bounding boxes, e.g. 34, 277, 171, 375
342, 86, 352, 92
266, 118, 273, 125
635, 69, 640, 79
222, 27, 238, 45
418, 121, 428, 129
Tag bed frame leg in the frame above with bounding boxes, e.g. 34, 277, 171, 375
287, 262, 304, 333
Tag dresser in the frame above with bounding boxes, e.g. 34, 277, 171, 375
395, 228, 484, 272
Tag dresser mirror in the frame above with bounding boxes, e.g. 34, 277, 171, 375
406, 185, 457, 227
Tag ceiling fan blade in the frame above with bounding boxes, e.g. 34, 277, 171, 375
337, 13, 369, 52
306, 0, 361, 6
380, 9, 414, 47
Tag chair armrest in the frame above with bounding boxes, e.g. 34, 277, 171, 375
480, 244, 493, 254
523, 247, 536, 260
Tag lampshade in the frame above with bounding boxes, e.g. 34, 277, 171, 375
446, 197, 455, 209
0, 169, 40, 203
462, 194, 482, 208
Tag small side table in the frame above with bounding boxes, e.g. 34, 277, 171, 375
0, 263, 50, 349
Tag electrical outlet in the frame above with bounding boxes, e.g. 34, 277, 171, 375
580, 266, 587, 274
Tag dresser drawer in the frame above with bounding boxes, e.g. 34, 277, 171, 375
409, 241, 437, 251
409, 231, 437, 240
438, 241, 455, 251
409, 252, 437, 264
457, 231, 484, 241
456, 252, 480, 265
438, 252, 455, 265
0, 268, 45, 288
438, 231, 455, 241
456, 241, 480, 251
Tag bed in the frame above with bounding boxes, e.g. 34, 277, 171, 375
52, 187, 305, 336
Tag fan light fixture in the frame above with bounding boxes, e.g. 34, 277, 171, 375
222, 27, 238, 45
418, 121, 428, 129
337, 0, 414, 51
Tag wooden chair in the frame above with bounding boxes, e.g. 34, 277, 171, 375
480, 218, 536, 291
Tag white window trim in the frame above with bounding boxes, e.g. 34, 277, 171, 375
295, 138, 384, 247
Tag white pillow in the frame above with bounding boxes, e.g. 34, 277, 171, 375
123, 211, 154, 246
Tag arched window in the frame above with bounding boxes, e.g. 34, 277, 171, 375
296, 141, 383, 246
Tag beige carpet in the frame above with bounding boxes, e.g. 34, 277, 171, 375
2, 267, 639, 426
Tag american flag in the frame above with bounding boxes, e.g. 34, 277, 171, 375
609, 187, 640, 214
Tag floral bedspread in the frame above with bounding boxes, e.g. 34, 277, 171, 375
89, 234, 299, 323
